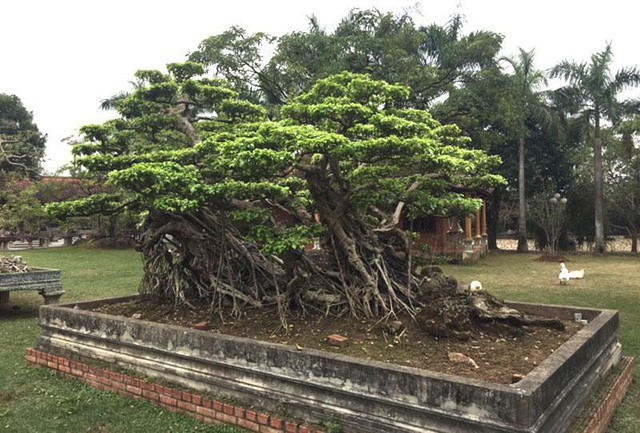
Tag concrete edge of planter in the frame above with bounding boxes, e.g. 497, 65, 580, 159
36, 296, 624, 433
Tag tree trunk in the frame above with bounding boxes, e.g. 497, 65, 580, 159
487, 189, 501, 250
138, 210, 281, 316
304, 167, 416, 319
631, 227, 638, 254
517, 137, 528, 252
594, 125, 606, 254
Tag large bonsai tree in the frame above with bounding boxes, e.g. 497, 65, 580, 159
50, 64, 515, 331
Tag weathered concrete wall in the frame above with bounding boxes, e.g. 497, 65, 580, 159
37, 298, 621, 433
0, 267, 64, 305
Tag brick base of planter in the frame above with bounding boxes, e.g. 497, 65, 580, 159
580, 356, 635, 433
25, 347, 633, 433
25, 348, 322, 433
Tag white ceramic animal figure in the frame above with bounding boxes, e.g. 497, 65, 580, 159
469, 280, 483, 293
568, 268, 585, 279
559, 263, 570, 285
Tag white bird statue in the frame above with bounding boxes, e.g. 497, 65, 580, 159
469, 280, 483, 293
559, 263, 570, 285
568, 268, 585, 279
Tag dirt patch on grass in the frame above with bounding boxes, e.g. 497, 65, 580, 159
534, 254, 569, 262
0, 390, 17, 403
91, 297, 582, 385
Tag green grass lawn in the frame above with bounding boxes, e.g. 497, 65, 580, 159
440, 252, 640, 433
0, 247, 245, 433
0, 247, 638, 432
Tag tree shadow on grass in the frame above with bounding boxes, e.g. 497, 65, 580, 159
0, 296, 42, 321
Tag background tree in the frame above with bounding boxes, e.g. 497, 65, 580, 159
528, 188, 568, 256
0, 93, 46, 180
551, 44, 640, 254
0, 186, 48, 238
608, 119, 640, 253
501, 49, 551, 252
189, 10, 503, 109
431, 63, 518, 249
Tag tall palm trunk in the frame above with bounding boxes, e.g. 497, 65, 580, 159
517, 136, 528, 252
594, 117, 606, 254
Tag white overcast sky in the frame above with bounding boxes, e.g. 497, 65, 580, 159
2, 0, 638, 173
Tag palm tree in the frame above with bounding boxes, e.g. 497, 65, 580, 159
551, 43, 640, 254
502, 49, 550, 252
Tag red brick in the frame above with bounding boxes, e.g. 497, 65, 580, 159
70, 368, 84, 377
26, 355, 36, 364
326, 334, 349, 347
202, 416, 219, 425
97, 376, 112, 386
193, 320, 209, 330
59, 365, 71, 374
202, 397, 213, 409
177, 400, 196, 413
126, 385, 143, 396
234, 406, 246, 418
213, 400, 224, 411
258, 413, 270, 425
47, 361, 57, 369
142, 390, 159, 401
154, 385, 164, 395
246, 410, 258, 421
196, 406, 217, 418
192, 394, 202, 406
259, 425, 282, 433
298, 426, 312, 433
61, 358, 70, 367
285, 421, 299, 433
86, 379, 100, 389
111, 380, 125, 391
238, 418, 260, 431
160, 402, 180, 413
270, 417, 283, 429
215, 412, 237, 424
223, 404, 235, 415
160, 395, 177, 407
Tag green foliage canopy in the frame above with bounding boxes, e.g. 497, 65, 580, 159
51, 69, 504, 251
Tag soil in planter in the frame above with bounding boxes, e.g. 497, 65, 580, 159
91, 297, 582, 385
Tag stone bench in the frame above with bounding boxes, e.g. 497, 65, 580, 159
0, 268, 64, 311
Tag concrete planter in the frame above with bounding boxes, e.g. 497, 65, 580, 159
37, 297, 622, 433
0, 268, 64, 310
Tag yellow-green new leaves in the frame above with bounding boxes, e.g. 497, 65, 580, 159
278, 72, 505, 217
